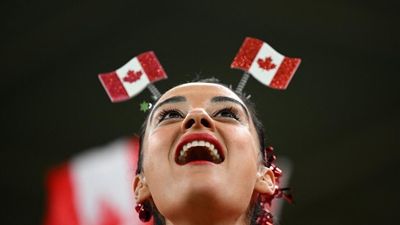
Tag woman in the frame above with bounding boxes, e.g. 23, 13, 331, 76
133, 79, 284, 225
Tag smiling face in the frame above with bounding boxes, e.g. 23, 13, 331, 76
134, 83, 274, 224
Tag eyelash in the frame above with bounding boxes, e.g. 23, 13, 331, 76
213, 107, 240, 121
157, 107, 240, 123
158, 109, 184, 123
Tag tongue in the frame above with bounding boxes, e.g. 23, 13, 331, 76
184, 146, 214, 164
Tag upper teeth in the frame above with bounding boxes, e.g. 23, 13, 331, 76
179, 140, 221, 162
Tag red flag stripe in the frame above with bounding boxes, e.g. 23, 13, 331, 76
128, 136, 139, 173
231, 37, 263, 71
98, 72, 129, 102
44, 164, 79, 225
137, 51, 167, 82
269, 57, 301, 90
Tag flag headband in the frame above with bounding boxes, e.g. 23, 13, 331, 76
98, 37, 301, 108
98, 51, 167, 102
231, 37, 301, 93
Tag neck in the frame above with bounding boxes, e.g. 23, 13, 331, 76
165, 213, 248, 225
157, 187, 255, 225
163, 200, 250, 225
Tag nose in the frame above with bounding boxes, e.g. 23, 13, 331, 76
181, 108, 215, 131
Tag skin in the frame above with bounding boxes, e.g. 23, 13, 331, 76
134, 83, 275, 225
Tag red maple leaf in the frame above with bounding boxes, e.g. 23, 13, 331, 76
123, 70, 143, 83
257, 57, 276, 71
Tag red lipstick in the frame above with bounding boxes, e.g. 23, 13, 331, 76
175, 133, 224, 165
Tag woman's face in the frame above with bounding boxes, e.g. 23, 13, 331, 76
138, 83, 266, 222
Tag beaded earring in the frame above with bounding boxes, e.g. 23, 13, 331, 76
135, 202, 152, 222
255, 146, 294, 225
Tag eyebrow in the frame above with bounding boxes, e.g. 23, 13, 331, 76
211, 96, 249, 118
149, 95, 249, 122
150, 96, 187, 121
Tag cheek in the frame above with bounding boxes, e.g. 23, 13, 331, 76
222, 124, 259, 158
141, 125, 180, 191
219, 125, 260, 204
141, 125, 185, 214
222, 124, 260, 177
143, 125, 177, 170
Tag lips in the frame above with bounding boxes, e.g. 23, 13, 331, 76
175, 133, 225, 165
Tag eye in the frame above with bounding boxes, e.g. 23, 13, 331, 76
214, 107, 240, 120
158, 109, 184, 122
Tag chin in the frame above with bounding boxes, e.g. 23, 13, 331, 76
166, 174, 220, 201
162, 182, 248, 224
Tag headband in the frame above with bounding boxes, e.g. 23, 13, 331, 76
98, 37, 301, 106
98, 37, 301, 225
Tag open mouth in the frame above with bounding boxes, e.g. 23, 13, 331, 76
175, 134, 225, 165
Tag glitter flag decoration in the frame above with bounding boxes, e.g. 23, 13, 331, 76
98, 51, 167, 102
231, 37, 301, 90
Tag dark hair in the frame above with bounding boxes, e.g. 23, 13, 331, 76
135, 78, 268, 225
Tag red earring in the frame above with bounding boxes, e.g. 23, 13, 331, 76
135, 203, 152, 222
258, 145, 294, 225
256, 196, 274, 225
256, 210, 273, 225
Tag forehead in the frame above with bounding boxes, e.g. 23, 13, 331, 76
158, 83, 244, 104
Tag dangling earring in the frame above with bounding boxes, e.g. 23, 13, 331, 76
256, 194, 274, 225
256, 204, 273, 225
257, 145, 294, 225
256, 209, 273, 225
135, 202, 152, 222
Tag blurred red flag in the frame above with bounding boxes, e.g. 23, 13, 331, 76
43, 136, 153, 225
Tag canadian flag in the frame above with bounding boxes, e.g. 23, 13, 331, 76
43, 137, 152, 225
98, 51, 167, 102
231, 37, 301, 90
43, 136, 291, 225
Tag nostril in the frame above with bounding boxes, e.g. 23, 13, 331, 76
185, 119, 195, 129
201, 118, 210, 128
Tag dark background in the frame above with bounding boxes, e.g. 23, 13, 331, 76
1, 0, 399, 224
